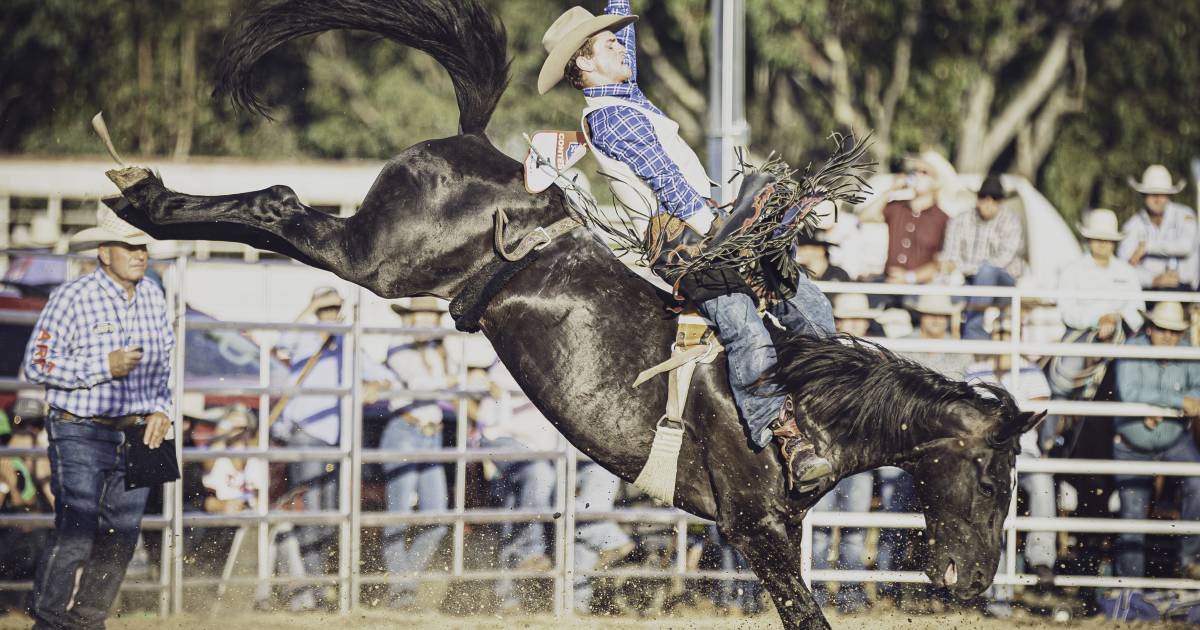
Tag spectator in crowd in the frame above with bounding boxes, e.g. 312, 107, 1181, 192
963, 309, 1057, 615
1118, 165, 1198, 291
1112, 301, 1200, 579
831, 293, 882, 338
793, 232, 850, 283
902, 294, 972, 379
22, 211, 173, 630
808, 293, 884, 612
474, 361, 559, 607
1050, 209, 1145, 400
271, 287, 393, 609
573, 461, 633, 611
940, 174, 1026, 339
380, 297, 452, 610
821, 211, 878, 282
860, 154, 951, 307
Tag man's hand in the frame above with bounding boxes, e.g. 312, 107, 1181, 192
1184, 396, 1200, 418
1152, 270, 1181, 289
1143, 416, 1163, 430
143, 412, 171, 449
1130, 240, 1148, 266
109, 347, 144, 378
363, 380, 390, 404
885, 266, 906, 284
1096, 313, 1121, 341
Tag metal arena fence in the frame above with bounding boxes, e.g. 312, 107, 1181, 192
0, 256, 1198, 617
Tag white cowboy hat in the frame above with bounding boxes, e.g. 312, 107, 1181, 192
69, 206, 154, 252
1128, 164, 1186, 195
391, 296, 447, 315
11, 215, 61, 249
911, 294, 959, 317
1142, 301, 1188, 332
538, 7, 638, 95
877, 307, 914, 339
1076, 208, 1123, 242
832, 293, 881, 321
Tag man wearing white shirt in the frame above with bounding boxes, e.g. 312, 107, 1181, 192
271, 287, 393, 607
1051, 209, 1145, 399
1118, 165, 1198, 291
380, 297, 452, 609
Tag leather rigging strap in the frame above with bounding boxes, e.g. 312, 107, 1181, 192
448, 209, 581, 333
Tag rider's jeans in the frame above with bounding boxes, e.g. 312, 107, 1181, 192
697, 275, 834, 448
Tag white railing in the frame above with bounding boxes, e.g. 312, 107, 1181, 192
0, 257, 1198, 615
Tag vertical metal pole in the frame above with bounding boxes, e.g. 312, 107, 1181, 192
255, 283, 272, 606
452, 360, 468, 576
170, 255, 188, 613
552, 442, 568, 615
0, 195, 10, 269
561, 446, 578, 616
336, 288, 357, 613
1006, 289, 1021, 583
348, 287, 366, 611
800, 512, 813, 587
706, 0, 748, 204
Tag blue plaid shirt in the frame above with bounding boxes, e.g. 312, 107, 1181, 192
23, 269, 174, 418
583, 0, 707, 220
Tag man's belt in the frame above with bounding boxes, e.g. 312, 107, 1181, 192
396, 411, 441, 437
53, 408, 146, 430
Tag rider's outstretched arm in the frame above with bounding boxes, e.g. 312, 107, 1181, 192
605, 0, 637, 83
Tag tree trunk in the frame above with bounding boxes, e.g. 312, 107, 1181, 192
173, 22, 197, 160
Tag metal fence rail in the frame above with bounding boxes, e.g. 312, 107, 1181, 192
0, 258, 1199, 614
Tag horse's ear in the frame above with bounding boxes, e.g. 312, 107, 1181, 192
1019, 410, 1048, 434
991, 409, 1047, 445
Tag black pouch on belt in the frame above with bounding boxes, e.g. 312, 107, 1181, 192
123, 424, 181, 489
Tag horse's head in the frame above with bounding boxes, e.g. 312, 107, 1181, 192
898, 383, 1046, 599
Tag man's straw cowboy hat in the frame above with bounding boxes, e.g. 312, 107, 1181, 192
1128, 164, 1186, 195
911, 294, 959, 317
538, 7, 637, 95
69, 206, 154, 252
1142, 301, 1189, 332
832, 293, 881, 321
1077, 208, 1123, 242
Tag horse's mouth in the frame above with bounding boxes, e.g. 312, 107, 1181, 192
942, 560, 958, 587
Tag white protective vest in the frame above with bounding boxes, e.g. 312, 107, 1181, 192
581, 96, 716, 234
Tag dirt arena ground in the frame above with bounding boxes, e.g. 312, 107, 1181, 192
0, 609, 1177, 629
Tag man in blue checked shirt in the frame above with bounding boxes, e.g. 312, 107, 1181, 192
22, 208, 173, 630
539, 1, 835, 492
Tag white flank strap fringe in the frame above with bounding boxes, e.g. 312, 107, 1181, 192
633, 417, 685, 505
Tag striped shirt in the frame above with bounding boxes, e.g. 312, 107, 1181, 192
23, 269, 173, 418
582, 0, 707, 220
942, 204, 1026, 278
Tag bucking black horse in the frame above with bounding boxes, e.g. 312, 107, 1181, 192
103, 1, 1045, 627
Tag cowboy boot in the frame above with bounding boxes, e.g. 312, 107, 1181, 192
771, 396, 833, 493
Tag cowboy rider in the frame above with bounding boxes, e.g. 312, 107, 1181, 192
538, 0, 835, 492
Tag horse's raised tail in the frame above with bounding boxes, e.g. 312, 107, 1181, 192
216, 0, 510, 136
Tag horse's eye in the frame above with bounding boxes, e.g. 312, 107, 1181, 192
980, 480, 996, 497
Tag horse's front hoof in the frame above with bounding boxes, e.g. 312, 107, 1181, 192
105, 166, 155, 191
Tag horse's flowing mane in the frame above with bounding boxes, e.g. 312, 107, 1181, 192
216, 0, 510, 136
768, 334, 1017, 450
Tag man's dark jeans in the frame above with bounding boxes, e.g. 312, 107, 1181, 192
31, 413, 150, 630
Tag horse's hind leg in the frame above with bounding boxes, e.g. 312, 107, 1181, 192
106, 167, 355, 275
722, 517, 830, 630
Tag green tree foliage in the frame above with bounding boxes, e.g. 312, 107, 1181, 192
1, 0, 1197, 222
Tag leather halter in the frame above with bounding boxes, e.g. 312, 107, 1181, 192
448, 209, 581, 333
